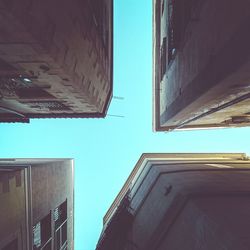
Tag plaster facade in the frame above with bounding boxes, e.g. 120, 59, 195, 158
96, 153, 250, 250
153, 0, 250, 131
0, 159, 74, 250
0, 0, 113, 122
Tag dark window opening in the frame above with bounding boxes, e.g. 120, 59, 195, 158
160, 37, 167, 80
41, 213, 51, 244
54, 200, 67, 250
24, 101, 71, 111
42, 241, 51, 250
167, 0, 205, 65
62, 222, 67, 245
231, 116, 250, 124
162, 0, 165, 16
15, 88, 56, 100
33, 212, 52, 250
54, 200, 67, 230
167, 0, 176, 64
55, 230, 60, 250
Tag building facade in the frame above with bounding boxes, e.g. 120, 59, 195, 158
0, 159, 74, 250
0, 0, 113, 123
153, 0, 250, 131
96, 153, 250, 250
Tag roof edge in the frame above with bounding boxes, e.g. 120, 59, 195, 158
103, 153, 248, 224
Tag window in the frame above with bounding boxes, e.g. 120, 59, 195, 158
167, 0, 176, 64
33, 212, 52, 250
32, 201, 68, 250
167, 0, 205, 65
53, 200, 67, 250
16, 88, 56, 100
160, 37, 167, 80
24, 101, 71, 111
161, 0, 165, 16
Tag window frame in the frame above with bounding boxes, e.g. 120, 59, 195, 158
32, 212, 53, 250
53, 200, 68, 250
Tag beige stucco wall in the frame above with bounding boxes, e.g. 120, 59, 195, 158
31, 160, 74, 250
0, 0, 113, 120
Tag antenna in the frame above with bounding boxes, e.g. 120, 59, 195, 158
107, 114, 125, 118
113, 96, 124, 100
108, 96, 125, 118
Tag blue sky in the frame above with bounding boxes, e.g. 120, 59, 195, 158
0, 1, 250, 249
